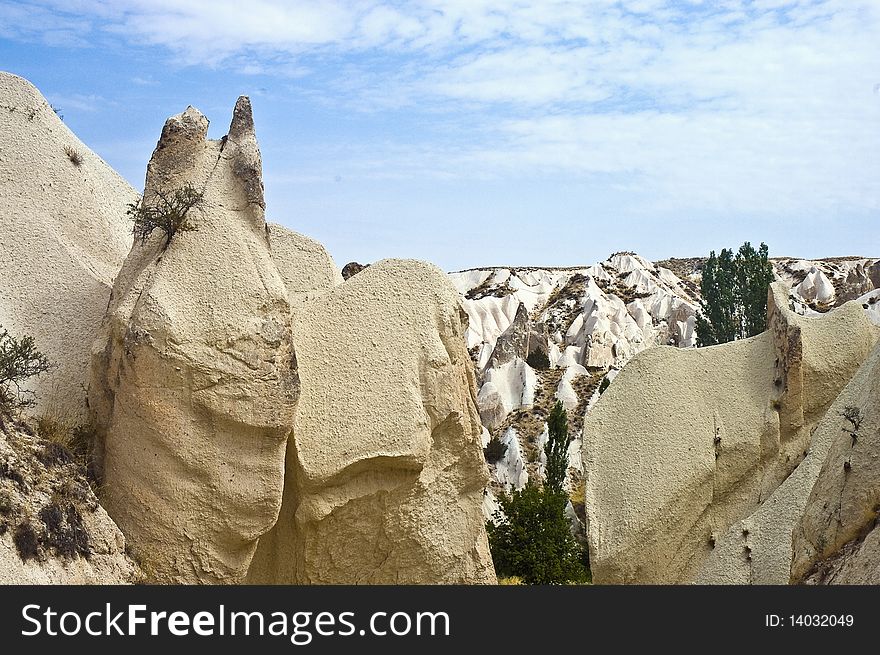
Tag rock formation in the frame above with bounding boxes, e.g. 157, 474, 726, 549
89, 99, 299, 583
790, 340, 880, 584
88, 97, 493, 585
582, 282, 879, 584
0, 417, 137, 584
248, 259, 495, 583
0, 71, 135, 421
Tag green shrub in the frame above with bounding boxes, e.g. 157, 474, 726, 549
0, 326, 51, 411
487, 484, 588, 585
127, 184, 203, 247
526, 349, 550, 370
484, 436, 508, 464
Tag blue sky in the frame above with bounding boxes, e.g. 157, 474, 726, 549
1, 0, 878, 270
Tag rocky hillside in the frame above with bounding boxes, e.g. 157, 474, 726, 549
0, 414, 137, 583
449, 255, 880, 521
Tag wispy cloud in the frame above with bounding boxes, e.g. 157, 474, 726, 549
4, 0, 879, 219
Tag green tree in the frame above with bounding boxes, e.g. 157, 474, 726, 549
696, 241, 774, 346
0, 326, 51, 411
487, 483, 588, 585
487, 401, 588, 584
544, 401, 568, 495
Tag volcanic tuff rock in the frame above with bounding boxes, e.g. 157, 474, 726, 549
248, 259, 495, 584
790, 340, 880, 584
0, 71, 135, 421
89, 98, 299, 583
0, 418, 137, 584
83, 96, 493, 585
582, 282, 879, 584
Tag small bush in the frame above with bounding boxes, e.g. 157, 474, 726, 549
13, 521, 39, 561
0, 326, 51, 411
63, 145, 83, 166
487, 484, 589, 585
127, 184, 203, 247
484, 436, 508, 464
598, 376, 611, 395
526, 349, 550, 370
39, 497, 91, 560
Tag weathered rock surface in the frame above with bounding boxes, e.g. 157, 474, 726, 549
89, 98, 298, 583
0, 418, 137, 584
583, 282, 878, 584
268, 223, 343, 308
248, 259, 495, 584
484, 302, 530, 371
0, 71, 134, 421
790, 340, 880, 584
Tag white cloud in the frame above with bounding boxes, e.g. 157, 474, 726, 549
4, 0, 879, 217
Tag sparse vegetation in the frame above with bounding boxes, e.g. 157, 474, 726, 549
63, 145, 83, 166
39, 495, 91, 559
35, 414, 95, 472
840, 405, 863, 447
0, 326, 51, 411
696, 242, 774, 346
127, 184, 203, 247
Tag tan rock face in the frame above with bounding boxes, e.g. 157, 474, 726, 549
790, 340, 880, 584
0, 71, 134, 421
89, 98, 298, 583
583, 282, 878, 584
248, 260, 496, 584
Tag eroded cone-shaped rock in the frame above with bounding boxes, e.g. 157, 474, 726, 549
249, 260, 495, 584
89, 98, 298, 583
790, 340, 880, 584
485, 302, 530, 371
0, 72, 134, 421
583, 282, 878, 584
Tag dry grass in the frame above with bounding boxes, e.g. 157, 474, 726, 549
498, 576, 523, 585
63, 145, 83, 166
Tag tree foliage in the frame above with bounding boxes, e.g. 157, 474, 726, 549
0, 326, 51, 410
483, 435, 508, 464
487, 484, 588, 585
127, 184, 203, 247
696, 241, 774, 346
487, 400, 589, 584
544, 401, 568, 495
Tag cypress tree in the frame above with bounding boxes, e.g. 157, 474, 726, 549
696, 241, 774, 346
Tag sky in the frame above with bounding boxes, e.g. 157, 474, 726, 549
0, 0, 878, 271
